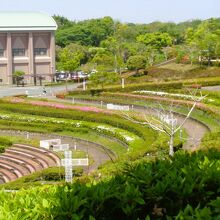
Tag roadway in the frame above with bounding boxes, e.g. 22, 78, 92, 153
0, 83, 80, 98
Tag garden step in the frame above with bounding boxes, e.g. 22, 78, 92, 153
0, 159, 30, 175
0, 163, 23, 178
2, 153, 42, 171
11, 147, 56, 167
6, 149, 48, 169
0, 168, 17, 182
0, 177, 5, 184
0, 174, 9, 183
0, 155, 35, 173
13, 144, 61, 166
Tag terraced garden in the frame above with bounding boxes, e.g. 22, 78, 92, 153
0, 77, 219, 219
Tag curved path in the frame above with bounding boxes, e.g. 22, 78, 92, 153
202, 85, 220, 91
48, 97, 210, 150
0, 130, 115, 173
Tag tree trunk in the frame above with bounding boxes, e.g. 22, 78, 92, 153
169, 135, 174, 157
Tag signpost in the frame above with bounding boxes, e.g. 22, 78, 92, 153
61, 150, 89, 183
39, 139, 89, 183
53, 144, 69, 152
107, 103, 129, 111
40, 139, 61, 149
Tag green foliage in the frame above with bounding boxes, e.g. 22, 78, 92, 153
0, 137, 12, 153
137, 32, 172, 50
89, 71, 120, 89
126, 55, 147, 72
13, 70, 25, 78
0, 100, 156, 153
0, 150, 219, 219
55, 16, 114, 47
56, 47, 80, 71
201, 130, 220, 149
184, 18, 220, 64
53, 15, 209, 71
13, 70, 25, 86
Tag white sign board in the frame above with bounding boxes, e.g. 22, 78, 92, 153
61, 158, 89, 166
40, 139, 61, 149
72, 158, 89, 166
107, 103, 129, 111
61, 150, 89, 183
53, 144, 69, 152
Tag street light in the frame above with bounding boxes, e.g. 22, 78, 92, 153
121, 78, 125, 89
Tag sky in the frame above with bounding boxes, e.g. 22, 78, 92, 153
0, 0, 219, 24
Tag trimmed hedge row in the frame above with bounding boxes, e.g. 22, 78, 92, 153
69, 81, 183, 96
0, 100, 155, 144
69, 77, 220, 97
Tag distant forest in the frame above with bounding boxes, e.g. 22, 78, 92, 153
53, 15, 220, 72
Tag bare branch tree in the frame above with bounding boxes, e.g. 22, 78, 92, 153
122, 90, 207, 157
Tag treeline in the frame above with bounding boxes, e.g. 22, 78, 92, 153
53, 15, 220, 73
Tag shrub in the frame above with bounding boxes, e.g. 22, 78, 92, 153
56, 93, 68, 99
0, 150, 219, 219
0, 137, 13, 153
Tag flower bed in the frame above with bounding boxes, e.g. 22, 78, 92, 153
0, 112, 140, 147
132, 90, 212, 101
2, 98, 154, 142
8, 97, 105, 114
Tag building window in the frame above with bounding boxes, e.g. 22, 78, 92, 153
34, 48, 47, 56
0, 49, 4, 57
12, 48, 25, 56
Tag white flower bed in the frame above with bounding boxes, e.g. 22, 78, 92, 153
95, 125, 136, 142
0, 114, 138, 143
133, 90, 201, 101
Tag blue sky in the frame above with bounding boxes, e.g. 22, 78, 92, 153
0, 0, 219, 23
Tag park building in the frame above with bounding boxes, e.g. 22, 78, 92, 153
0, 12, 57, 85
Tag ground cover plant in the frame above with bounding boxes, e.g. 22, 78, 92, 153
0, 137, 12, 153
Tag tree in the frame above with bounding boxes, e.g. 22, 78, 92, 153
57, 48, 80, 72
89, 71, 119, 89
137, 32, 172, 51
185, 18, 220, 65
126, 55, 147, 74
123, 91, 206, 157
13, 71, 25, 87
215, 42, 220, 59
55, 16, 114, 47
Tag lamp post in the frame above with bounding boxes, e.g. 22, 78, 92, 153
65, 72, 68, 93
83, 78, 86, 91
51, 66, 54, 83
121, 78, 125, 89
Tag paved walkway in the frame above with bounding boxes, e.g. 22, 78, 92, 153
0, 83, 81, 98
202, 85, 220, 91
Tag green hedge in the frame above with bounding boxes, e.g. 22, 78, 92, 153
69, 81, 183, 96
69, 77, 220, 97
0, 100, 155, 143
